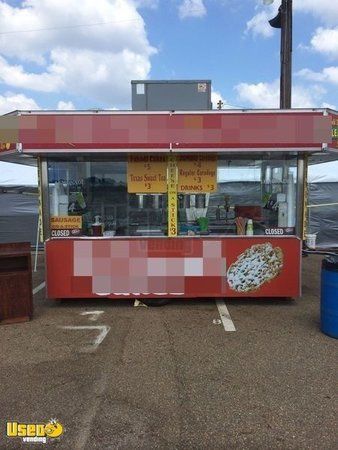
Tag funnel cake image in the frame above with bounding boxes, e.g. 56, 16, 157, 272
227, 243, 283, 292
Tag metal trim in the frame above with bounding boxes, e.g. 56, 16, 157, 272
296, 155, 305, 238
8, 108, 337, 116
22, 147, 323, 154
40, 158, 50, 241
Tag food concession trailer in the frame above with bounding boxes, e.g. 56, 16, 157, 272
1, 109, 337, 302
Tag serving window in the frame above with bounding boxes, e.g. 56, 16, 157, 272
178, 155, 298, 236
47, 154, 298, 238
48, 156, 167, 237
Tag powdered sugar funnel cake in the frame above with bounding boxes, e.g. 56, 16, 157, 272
227, 243, 283, 292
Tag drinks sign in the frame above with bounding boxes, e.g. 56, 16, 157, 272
177, 154, 217, 193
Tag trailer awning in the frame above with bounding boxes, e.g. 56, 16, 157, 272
0, 109, 337, 155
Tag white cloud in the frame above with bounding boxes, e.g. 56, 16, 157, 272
245, 11, 274, 38
297, 67, 338, 85
0, 92, 40, 115
310, 27, 338, 59
247, 0, 338, 39
0, 0, 156, 107
0, 56, 63, 92
57, 100, 75, 110
235, 79, 328, 108
133, 0, 159, 8
296, 68, 324, 82
211, 89, 235, 109
294, 0, 338, 26
235, 80, 279, 108
178, 0, 206, 20
321, 102, 337, 110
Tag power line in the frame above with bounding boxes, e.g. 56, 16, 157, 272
0, 7, 208, 36
0, 18, 141, 35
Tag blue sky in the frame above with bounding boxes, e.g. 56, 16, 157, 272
0, 0, 337, 113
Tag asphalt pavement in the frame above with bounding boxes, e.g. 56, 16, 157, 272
0, 253, 336, 449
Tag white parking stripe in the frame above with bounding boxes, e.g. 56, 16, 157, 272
61, 326, 110, 352
80, 311, 104, 321
216, 299, 236, 332
33, 282, 45, 295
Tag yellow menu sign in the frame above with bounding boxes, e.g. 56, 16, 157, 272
178, 154, 217, 193
50, 216, 82, 229
167, 154, 178, 237
0, 143, 11, 151
128, 154, 167, 193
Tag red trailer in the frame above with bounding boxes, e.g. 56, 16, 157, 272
1, 108, 337, 302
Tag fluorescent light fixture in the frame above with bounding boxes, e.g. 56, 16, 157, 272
263, 0, 274, 4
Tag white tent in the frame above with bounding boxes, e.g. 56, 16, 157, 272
308, 161, 338, 183
0, 161, 38, 186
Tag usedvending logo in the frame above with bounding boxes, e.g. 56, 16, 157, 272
6, 419, 63, 444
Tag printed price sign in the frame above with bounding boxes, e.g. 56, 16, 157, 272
127, 154, 167, 193
178, 154, 217, 193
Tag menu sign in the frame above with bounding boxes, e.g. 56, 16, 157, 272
50, 216, 82, 237
177, 154, 217, 193
0, 143, 11, 152
167, 154, 178, 237
127, 155, 167, 193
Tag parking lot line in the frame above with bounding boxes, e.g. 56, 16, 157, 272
61, 326, 110, 352
216, 299, 236, 332
33, 281, 45, 295
80, 311, 104, 321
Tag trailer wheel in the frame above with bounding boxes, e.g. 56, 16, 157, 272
141, 298, 170, 307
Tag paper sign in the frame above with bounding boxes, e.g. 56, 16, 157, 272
178, 154, 217, 193
127, 154, 167, 193
50, 216, 82, 237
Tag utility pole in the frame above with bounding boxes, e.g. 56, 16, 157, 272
280, 0, 292, 108
267, 0, 293, 108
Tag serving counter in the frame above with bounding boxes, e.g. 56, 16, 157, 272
45, 236, 301, 299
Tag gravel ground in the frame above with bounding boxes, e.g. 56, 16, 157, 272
0, 252, 336, 449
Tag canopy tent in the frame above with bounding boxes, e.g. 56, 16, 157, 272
308, 160, 338, 183
307, 161, 338, 249
0, 162, 38, 244
0, 161, 37, 186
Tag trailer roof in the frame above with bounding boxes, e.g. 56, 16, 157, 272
3, 107, 338, 115
0, 108, 337, 156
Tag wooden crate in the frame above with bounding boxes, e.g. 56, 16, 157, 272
0, 242, 33, 324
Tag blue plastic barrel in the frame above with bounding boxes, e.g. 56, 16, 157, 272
321, 256, 338, 338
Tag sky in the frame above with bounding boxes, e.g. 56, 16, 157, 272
0, 0, 337, 113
